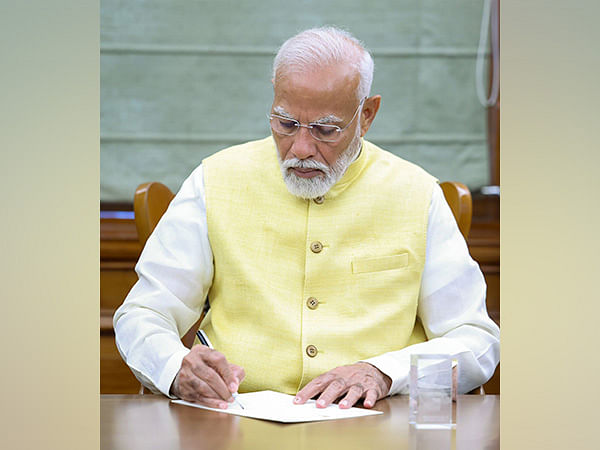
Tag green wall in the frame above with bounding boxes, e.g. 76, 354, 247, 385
101, 0, 490, 203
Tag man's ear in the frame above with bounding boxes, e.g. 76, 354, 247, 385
359, 95, 381, 137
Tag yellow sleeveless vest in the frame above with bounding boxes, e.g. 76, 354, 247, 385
201, 137, 436, 394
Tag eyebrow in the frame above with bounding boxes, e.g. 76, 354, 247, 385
272, 106, 343, 124
273, 106, 293, 118
314, 114, 343, 125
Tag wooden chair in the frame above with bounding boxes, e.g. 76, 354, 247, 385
133, 182, 176, 245
133, 180, 480, 393
439, 181, 472, 240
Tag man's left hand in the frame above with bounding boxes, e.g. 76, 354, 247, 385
293, 362, 392, 409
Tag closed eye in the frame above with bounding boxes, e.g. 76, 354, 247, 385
312, 124, 339, 136
278, 118, 298, 130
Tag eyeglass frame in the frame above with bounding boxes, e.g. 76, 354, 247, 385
268, 96, 367, 143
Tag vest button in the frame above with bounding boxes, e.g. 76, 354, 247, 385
306, 345, 318, 357
310, 241, 323, 253
313, 196, 324, 204
306, 297, 319, 310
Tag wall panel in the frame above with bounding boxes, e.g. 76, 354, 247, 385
101, 0, 490, 201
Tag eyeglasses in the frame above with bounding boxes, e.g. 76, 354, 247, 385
268, 97, 366, 143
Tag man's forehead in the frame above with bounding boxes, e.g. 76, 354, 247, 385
274, 63, 360, 96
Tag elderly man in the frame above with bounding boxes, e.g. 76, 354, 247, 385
114, 27, 499, 410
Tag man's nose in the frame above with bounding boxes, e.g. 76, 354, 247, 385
289, 127, 318, 160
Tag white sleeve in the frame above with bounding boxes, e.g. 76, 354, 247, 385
113, 164, 214, 397
363, 183, 500, 395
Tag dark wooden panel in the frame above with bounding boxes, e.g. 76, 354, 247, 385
484, 364, 500, 395
101, 216, 143, 394
101, 334, 140, 394
101, 264, 138, 310
483, 270, 500, 325
472, 192, 499, 222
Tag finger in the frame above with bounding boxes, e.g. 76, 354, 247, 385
189, 360, 234, 402
315, 378, 348, 408
176, 373, 224, 404
230, 364, 246, 386
294, 375, 332, 404
363, 389, 378, 409
339, 384, 364, 409
204, 350, 239, 394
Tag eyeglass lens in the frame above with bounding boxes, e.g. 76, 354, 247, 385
270, 117, 341, 142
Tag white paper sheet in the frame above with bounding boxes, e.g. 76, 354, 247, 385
171, 390, 383, 423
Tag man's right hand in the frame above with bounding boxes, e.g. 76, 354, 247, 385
170, 344, 245, 409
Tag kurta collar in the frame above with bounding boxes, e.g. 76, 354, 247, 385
325, 139, 369, 199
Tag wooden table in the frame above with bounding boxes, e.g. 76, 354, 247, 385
101, 394, 499, 449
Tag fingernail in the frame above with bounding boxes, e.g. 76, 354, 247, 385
219, 402, 228, 409
317, 399, 325, 407
229, 382, 237, 392
293, 397, 301, 403
340, 400, 348, 408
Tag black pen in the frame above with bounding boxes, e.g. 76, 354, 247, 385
196, 330, 245, 409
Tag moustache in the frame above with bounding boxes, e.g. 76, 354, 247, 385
281, 158, 329, 172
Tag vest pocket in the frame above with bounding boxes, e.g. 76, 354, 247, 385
351, 253, 409, 274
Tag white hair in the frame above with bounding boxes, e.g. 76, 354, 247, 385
276, 121, 363, 199
272, 26, 374, 100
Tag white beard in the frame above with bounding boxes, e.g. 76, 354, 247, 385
276, 128, 362, 199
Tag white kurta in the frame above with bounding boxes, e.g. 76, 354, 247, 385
113, 164, 500, 397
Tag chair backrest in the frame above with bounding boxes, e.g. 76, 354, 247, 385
133, 182, 175, 245
439, 181, 472, 240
